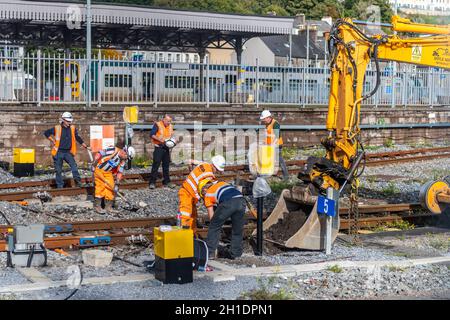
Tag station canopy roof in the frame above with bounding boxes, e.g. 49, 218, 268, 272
0, 0, 297, 52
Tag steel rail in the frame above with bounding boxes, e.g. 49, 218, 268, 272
0, 148, 449, 202
0, 146, 448, 191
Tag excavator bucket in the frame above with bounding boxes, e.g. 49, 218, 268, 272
263, 186, 340, 250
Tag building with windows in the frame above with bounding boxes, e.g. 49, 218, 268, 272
390, 0, 450, 15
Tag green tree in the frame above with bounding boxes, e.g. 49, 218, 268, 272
343, 0, 393, 22
286, 0, 344, 19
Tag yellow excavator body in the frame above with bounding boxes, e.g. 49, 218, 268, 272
264, 16, 450, 250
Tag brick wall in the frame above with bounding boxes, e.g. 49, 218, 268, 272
0, 104, 448, 166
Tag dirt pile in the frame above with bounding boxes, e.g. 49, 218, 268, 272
264, 210, 308, 243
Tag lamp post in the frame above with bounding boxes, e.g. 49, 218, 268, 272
86, 0, 92, 107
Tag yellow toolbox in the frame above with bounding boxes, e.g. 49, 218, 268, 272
154, 226, 193, 260
13, 148, 35, 177
154, 226, 193, 284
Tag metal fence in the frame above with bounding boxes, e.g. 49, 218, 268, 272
1, 52, 449, 107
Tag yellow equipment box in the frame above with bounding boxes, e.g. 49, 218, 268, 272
123, 106, 139, 124
13, 148, 35, 164
13, 148, 35, 177
257, 145, 276, 176
154, 226, 194, 284
154, 226, 193, 260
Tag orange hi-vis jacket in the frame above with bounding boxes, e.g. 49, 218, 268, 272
151, 120, 173, 145
265, 119, 283, 146
203, 181, 243, 208
51, 125, 77, 157
178, 162, 216, 231
95, 147, 126, 177
182, 162, 216, 200
94, 147, 126, 201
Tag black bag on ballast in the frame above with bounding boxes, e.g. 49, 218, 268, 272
193, 238, 208, 271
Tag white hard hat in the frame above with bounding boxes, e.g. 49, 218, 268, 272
125, 146, 136, 159
164, 138, 177, 149
61, 112, 73, 123
211, 155, 226, 172
260, 110, 272, 120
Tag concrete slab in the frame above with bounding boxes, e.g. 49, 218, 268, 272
17, 268, 52, 284
1, 256, 449, 294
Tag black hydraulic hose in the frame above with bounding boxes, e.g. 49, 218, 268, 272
26, 245, 35, 268
41, 244, 48, 267
64, 265, 83, 300
362, 45, 382, 100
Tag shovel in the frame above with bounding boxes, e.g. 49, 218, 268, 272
94, 171, 142, 212
243, 196, 258, 219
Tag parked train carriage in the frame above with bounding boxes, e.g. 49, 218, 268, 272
61, 60, 449, 105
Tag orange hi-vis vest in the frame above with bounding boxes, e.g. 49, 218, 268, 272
265, 119, 283, 146
96, 147, 126, 174
151, 120, 173, 145
51, 125, 77, 157
182, 162, 216, 200
203, 181, 243, 208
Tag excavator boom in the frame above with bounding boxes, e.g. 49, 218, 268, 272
263, 16, 450, 250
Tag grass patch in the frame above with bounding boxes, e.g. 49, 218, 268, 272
387, 265, 406, 272
132, 155, 152, 168
429, 168, 449, 181
281, 147, 297, 161
301, 148, 326, 158
364, 145, 383, 152
381, 182, 400, 196
371, 220, 414, 232
240, 277, 294, 300
383, 138, 394, 148
268, 179, 296, 194
392, 251, 413, 258
326, 264, 343, 273
429, 238, 450, 251
388, 220, 415, 230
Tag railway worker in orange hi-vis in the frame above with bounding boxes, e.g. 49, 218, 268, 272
198, 179, 246, 260
260, 109, 289, 180
91, 144, 136, 214
149, 114, 177, 189
177, 155, 226, 232
44, 112, 89, 189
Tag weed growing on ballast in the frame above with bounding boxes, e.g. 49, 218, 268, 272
326, 265, 343, 273
383, 138, 394, 148
240, 277, 294, 300
387, 265, 406, 272
381, 182, 400, 196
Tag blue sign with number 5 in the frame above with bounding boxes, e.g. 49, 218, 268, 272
317, 195, 336, 217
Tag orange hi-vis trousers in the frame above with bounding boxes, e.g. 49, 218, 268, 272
178, 186, 198, 232
94, 168, 115, 201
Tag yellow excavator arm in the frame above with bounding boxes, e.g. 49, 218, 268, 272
305, 16, 450, 193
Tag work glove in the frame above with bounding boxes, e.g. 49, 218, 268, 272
90, 166, 95, 173
114, 185, 119, 194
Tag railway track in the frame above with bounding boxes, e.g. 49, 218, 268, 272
0, 202, 430, 251
0, 147, 449, 202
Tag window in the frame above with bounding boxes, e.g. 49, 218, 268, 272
176, 54, 181, 62
167, 53, 172, 62
164, 76, 199, 89
104, 74, 132, 88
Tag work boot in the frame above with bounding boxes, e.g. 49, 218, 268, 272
94, 198, 105, 215
149, 183, 156, 190
105, 200, 120, 214
163, 183, 176, 189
